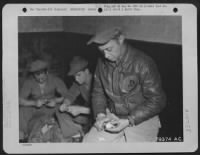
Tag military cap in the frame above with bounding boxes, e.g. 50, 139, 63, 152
68, 56, 88, 76
29, 59, 49, 72
87, 27, 122, 45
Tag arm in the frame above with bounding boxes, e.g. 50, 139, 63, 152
54, 77, 71, 104
45, 77, 69, 108
128, 59, 166, 126
66, 105, 91, 116
19, 79, 45, 107
19, 98, 35, 107
19, 79, 35, 107
59, 83, 81, 111
64, 82, 81, 104
92, 60, 107, 118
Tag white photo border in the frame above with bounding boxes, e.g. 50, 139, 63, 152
2, 4, 198, 153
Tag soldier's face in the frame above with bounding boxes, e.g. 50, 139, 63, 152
33, 69, 48, 84
98, 39, 122, 62
75, 70, 87, 85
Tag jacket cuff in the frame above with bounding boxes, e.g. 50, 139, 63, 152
93, 106, 106, 118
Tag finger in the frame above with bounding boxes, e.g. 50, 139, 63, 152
60, 104, 65, 110
105, 127, 120, 133
59, 106, 64, 112
67, 109, 72, 113
94, 122, 102, 131
72, 113, 78, 116
63, 104, 68, 111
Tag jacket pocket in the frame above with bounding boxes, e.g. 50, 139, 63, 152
119, 74, 139, 94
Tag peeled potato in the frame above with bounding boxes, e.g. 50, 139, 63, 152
105, 122, 114, 129
105, 122, 119, 129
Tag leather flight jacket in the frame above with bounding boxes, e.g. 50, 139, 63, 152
92, 41, 166, 126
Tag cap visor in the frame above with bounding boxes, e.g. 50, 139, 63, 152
87, 37, 95, 45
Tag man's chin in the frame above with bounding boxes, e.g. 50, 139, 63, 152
107, 59, 116, 63
105, 57, 115, 62
76, 81, 83, 85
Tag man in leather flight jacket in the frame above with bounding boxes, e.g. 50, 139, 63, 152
83, 27, 166, 142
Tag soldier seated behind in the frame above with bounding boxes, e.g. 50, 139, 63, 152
19, 59, 68, 141
59, 56, 94, 134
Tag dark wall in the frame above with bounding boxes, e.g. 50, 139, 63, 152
128, 40, 183, 141
18, 32, 183, 141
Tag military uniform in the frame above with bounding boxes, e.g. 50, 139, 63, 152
19, 74, 68, 135
59, 56, 93, 136
65, 81, 92, 123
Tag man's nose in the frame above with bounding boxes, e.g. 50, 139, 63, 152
38, 74, 43, 78
105, 53, 111, 59
104, 51, 108, 56
75, 77, 79, 81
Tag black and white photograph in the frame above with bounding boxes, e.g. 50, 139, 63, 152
18, 15, 183, 143
2, 4, 198, 153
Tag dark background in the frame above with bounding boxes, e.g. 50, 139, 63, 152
18, 32, 183, 141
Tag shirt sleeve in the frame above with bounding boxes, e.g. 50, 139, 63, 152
19, 79, 32, 99
65, 82, 81, 103
128, 58, 166, 126
92, 60, 107, 118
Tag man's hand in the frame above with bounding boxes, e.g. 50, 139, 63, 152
67, 105, 83, 116
46, 99, 57, 108
59, 103, 68, 112
59, 98, 74, 112
104, 119, 129, 133
94, 113, 111, 131
35, 99, 45, 108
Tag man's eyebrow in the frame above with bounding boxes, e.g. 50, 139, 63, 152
99, 45, 110, 50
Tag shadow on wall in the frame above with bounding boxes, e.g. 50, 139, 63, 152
18, 32, 183, 141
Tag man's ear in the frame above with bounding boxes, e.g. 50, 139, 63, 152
118, 34, 125, 45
